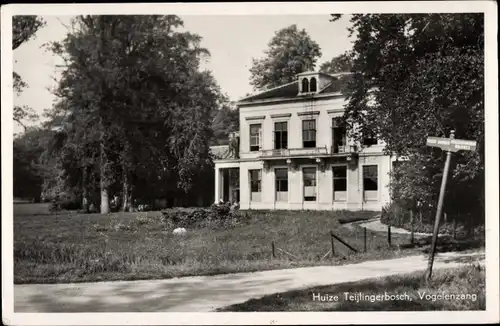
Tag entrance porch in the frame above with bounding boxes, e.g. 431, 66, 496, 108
214, 162, 240, 204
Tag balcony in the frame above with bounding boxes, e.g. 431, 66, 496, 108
331, 144, 357, 155
259, 145, 357, 159
260, 147, 328, 158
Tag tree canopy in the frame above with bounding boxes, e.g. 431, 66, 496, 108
249, 24, 322, 91
45, 15, 221, 212
319, 52, 353, 74
13, 16, 46, 131
211, 99, 239, 145
335, 13, 484, 218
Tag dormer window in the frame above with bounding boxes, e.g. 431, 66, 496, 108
298, 73, 322, 95
302, 78, 309, 93
298, 71, 339, 95
310, 77, 317, 92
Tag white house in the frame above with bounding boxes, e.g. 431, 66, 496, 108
212, 71, 395, 211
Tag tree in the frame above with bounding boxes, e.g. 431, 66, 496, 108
211, 98, 239, 145
319, 52, 353, 74
12, 16, 45, 131
48, 15, 220, 213
335, 14, 484, 221
249, 24, 322, 91
13, 127, 52, 201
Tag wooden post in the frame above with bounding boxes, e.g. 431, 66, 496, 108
331, 231, 358, 253
444, 212, 447, 224
330, 231, 335, 257
387, 225, 391, 246
272, 241, 276, 258
363, 227, 367, 253
410, 210, 414, 245
426, 131, 454, 281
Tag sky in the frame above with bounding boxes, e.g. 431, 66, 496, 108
13, 14, 353, 133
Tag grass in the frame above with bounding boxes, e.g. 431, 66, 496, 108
14, 206, 422, 284
218, 264, 486, 311
14, 202, 52, 216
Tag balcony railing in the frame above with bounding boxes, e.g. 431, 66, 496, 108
259, 145, 358, 159
260, 147, 328, 158
331, 144, 357, 155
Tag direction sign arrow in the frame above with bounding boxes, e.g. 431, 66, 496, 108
426, 137, 477, 152
426, 137, 452, 151
450, 139, 477, 152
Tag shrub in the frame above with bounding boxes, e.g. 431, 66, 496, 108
381, 202, 484, 238
59, 198, 82, 211
162, 203, 248, 230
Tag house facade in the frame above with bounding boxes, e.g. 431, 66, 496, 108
212, 71, 395, 211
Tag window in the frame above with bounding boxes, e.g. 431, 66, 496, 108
303, 167, 317, 201
275, 168, 288, 202
249, 169, 262, 202
333, 166, 347, 201
302, 78, 309, 93
362, 131, 377, 146
332, 118, 346, 153
310, 77, 317, 92
363, 165, 378, 201
249, 124, 261, 152
274, 122, 288, 149
302, 119, 316, 148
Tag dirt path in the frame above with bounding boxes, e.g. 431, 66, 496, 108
343, 216, 434, 237
14, 250, 484, 312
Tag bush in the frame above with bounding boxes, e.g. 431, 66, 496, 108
161, 203, 248, 230
381, 202, 484, 238
59, 198, 82, 211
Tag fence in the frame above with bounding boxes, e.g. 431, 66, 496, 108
269, 217, 468, 261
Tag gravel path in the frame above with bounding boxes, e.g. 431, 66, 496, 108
15, 251, 484, 312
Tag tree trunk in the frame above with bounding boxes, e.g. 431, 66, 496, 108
128, 185, 135, 212
98, 17, 110, 215
121, 169, 129, 212
100, 140, 110, 214
82, 167, 90, 213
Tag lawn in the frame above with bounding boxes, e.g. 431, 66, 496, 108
14, 202, 51, 216
14, 207, 421, 284
219, 264, 486, 311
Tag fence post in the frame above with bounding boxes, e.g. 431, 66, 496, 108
387, 225, 392, 246
272, 241, 276, 258
363, 227, 367, 253
330, 231, 335, 257
410, 210, 414, 245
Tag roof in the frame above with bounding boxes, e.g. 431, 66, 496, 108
210, 145, 237, 160
318, 74, 353, 94
238, 72, 353, 104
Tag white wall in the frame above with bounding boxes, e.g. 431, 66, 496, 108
239, 97, 348, 157
235, 154, 391, 211
233, 94, 392, 212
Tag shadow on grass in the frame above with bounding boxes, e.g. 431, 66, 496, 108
399, 235, 485, 254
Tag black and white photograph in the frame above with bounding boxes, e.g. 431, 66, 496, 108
2, 2, 498, 325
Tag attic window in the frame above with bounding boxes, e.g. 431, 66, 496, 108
310, 77, 317, 92
302, 78, 309, 93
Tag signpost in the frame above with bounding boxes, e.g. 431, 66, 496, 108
425, 130, 477, 281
